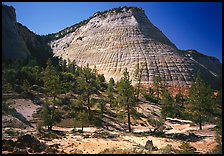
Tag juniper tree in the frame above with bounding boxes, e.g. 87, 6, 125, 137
117, 68, 136, 132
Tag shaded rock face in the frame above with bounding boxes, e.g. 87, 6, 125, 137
17, 22, 41, 48
2, 5, 31, 61
51, 7, 221, 89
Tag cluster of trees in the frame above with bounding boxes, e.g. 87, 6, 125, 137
2, 59, 222, 137
140, 70, 221, 133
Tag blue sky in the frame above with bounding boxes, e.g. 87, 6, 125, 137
3, 2, 222, 62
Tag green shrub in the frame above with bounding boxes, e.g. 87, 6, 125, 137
160, 144, 174, 154
178, 142, 197, 154
5, 128, 17, 136
144, 94, 160, 103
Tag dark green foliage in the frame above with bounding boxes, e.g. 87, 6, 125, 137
178, 142, 197, 154
41, 100, 58, 131
106, 77, 115, 103
143, 93, 160, 104
153, 75, 164, 98
211, 89, 222, 154
42, 59, 61, 99
117, 68, 137, 132
160, 87, 174, 119
77, 64, 98, 117
173, 92, 185, 119
187, 71, 213, 130
212, 89, 222, 130
21, 79, 31, 96
96, 74, 107, 91
160, 144, 176, 154
60, 72, 76, 93
134, 62, 145, 101
73, 110, 90, 132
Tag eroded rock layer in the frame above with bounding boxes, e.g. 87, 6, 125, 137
49, 7, 221, 88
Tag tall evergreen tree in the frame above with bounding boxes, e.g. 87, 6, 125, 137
173, 91, 185, 118
160, 85, 174, 120
77, 64, 98, 118
134, 62, 145, 101
42, 59, 61, 131
43, 59, 61, 100
42, 100, 57, 131
187, 71, 213, 130
117, 68, 136, 132
153, 75, 163, 98
62, 59, 67, 72
212, 89, 222, 153
106, 77, 115, 104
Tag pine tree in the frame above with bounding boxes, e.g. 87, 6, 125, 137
173, 91, 185, 118
42, 100, 57, 131
153, 75, 163, 98
117, 68, 136, 132
31, 65, 41, 85
160, 85, 174, 120
62, 59, 67, 72
75, 110, 89, 132
106, 77, 115, 104
134, 62, 145, 101
187, 71, 213, 130
77, 64, 98, 118
96, 74, 107, 91
43, 59, 61, 100
212, 89, 222, 153
42, 59, 61, 131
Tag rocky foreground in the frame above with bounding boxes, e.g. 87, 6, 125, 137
2, 98, 217, 154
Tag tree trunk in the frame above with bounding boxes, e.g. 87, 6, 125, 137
81, 125, 83, 132
199, 115, 202, 130
127, 102, 131, 132
199, 122, 202, 130
87, 94, 90, 117
48, 125, 52, 131
136, 85, 140, 101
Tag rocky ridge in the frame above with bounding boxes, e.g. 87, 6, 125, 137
2, 5, 31, 61
50, 7, 221, 89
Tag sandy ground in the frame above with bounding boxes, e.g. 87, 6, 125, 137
2, 98, 218, 154
40, 125, 216, 154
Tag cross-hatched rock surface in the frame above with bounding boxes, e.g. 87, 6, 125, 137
50, 7, 221, 89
